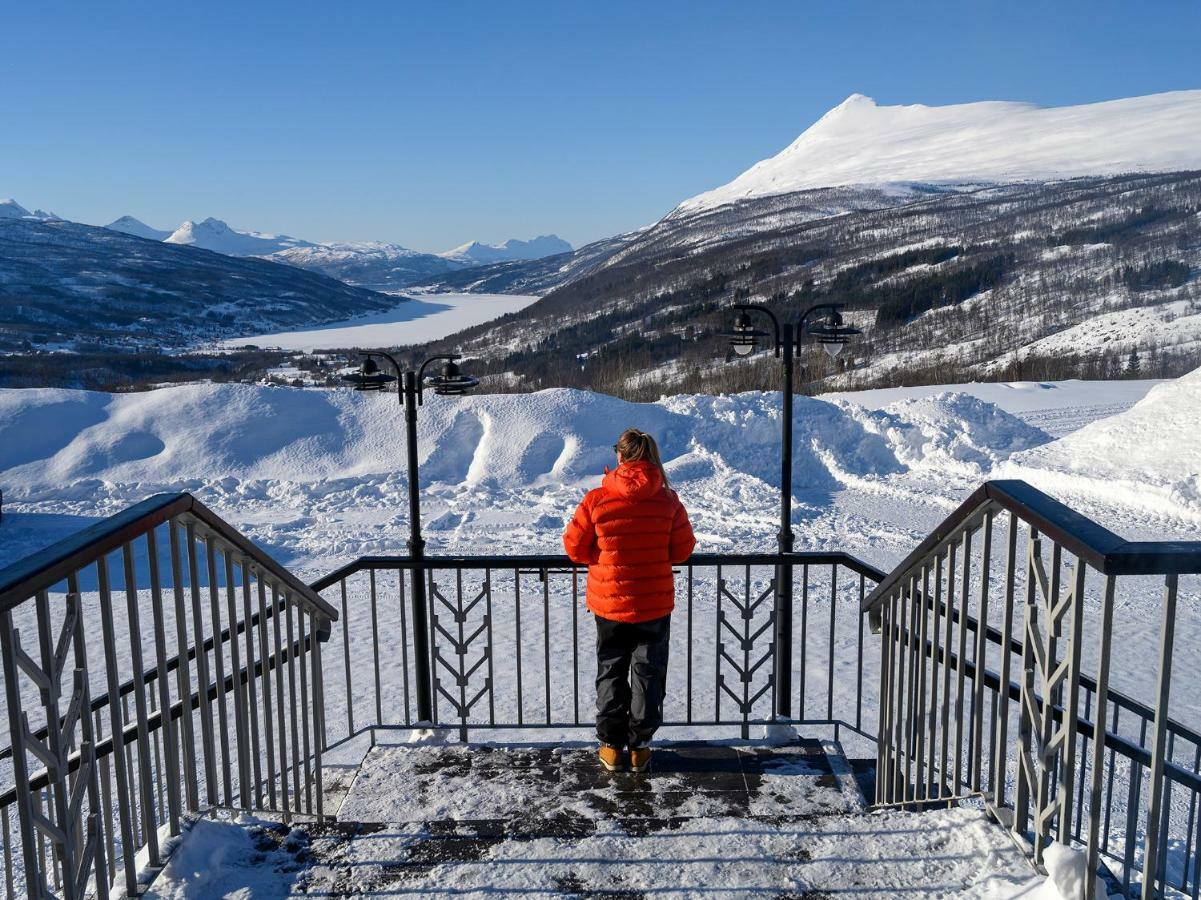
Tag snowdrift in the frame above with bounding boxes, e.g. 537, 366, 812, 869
0, 384, 1048, 504
998, 367, 1201, 523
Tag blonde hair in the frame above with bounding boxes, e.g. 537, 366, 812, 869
615, 428, 670, 489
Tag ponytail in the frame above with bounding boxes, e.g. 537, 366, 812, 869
615, 428, 670, 490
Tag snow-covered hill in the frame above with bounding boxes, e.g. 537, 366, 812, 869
105, 215, 172, 241
440, 235, 572, 265
678, 90, 1201, 212
165, 216, 315, 255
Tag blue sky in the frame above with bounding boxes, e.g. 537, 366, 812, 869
2, 1, 1198, 252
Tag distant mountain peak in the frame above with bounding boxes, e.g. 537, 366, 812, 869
165, 217, 314, 256
440, 234, 572, 265
678, 89, 1201, 213
1, 200, 58, 221
106, 215, 172, 241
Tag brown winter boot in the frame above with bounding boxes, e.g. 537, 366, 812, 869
629, 746, 652, 773
598, 744, 625, 772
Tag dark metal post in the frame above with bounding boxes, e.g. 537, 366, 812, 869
774, 322, 795, 718
403, 370, 435, 723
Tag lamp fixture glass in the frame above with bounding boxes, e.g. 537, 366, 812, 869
425, 359, 480, 396
342, 356, 397, 391
723, 311, 767, 358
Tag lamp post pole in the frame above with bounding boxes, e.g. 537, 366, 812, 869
730, 302, 853, 720
400, 368, 433, 724
348, 351, 477, 726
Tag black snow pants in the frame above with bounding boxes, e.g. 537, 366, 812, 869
594, 613, 671, 748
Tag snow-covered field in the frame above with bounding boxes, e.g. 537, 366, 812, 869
220, 290, 540, 351
1, 371, 1195, 726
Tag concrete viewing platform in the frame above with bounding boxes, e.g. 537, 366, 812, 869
144, 739, 1044, 898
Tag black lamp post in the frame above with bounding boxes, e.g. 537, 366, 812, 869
344, 350, 479, 724
724, 302, 860, 720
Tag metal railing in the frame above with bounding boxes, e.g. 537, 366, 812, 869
7, 477, 1195, 899
864, 480, 1201, 900
309, 552, 884, 746
0, 493, 337, 899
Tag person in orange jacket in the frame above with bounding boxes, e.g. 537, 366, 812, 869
563, 428, 695, 773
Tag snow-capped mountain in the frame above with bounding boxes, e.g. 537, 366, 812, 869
440, 235, 572, 265
269, 241, 462, 291
164, 217, 315, 256
678, 90, 1201, 212
0, 200, 59, 221
106, 215, 173, 241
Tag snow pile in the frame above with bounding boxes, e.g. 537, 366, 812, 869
1034, 842, 1111, 899
679, 90, 1201, 212
143, 816, 303, 899
0, 385, 1047, 504
998, 366, 1201, 522
851, 393, 1051, 478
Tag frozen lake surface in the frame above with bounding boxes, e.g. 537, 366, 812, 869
221, 291, 540, 351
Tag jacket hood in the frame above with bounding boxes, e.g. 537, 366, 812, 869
602, 459, 664, 501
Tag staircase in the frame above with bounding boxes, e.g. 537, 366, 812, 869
145, 739, 1045, 897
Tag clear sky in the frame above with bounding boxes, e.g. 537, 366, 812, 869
3, 1, 1198, 253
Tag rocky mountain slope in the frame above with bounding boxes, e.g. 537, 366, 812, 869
429, 171, 1200, 398
0, 217, 399, 352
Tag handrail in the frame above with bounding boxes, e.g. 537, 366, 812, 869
0, 491, 337, 898
861, 479, 1201, 615
310, 550, 887, 593
0, 491, 337, 620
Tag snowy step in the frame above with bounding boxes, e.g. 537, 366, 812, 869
146, 806, 1043, 897
140, 741, 1044, 896
337, 739, 865, 823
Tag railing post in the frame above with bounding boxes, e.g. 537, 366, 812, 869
774, 322, 795, 719
1141, 573, 1178, 899
1084, 575, 1116, 900
0, 610, 43, 900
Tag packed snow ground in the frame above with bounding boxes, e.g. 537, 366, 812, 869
220, 290, 539, 351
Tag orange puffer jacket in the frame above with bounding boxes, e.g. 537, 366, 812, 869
563, 460, 696, 623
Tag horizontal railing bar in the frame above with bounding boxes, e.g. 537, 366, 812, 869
321, 718, 875, 746
0, 623, 317, 806
891, 580, 1201, 750
862, 480, 1201, 614
883, 619, 1201, 796
0, 591, 290, 764
310, 552, 886, 592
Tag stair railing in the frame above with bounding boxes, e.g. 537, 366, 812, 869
863, 479, 1201, 900
0, 493, 337, 900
